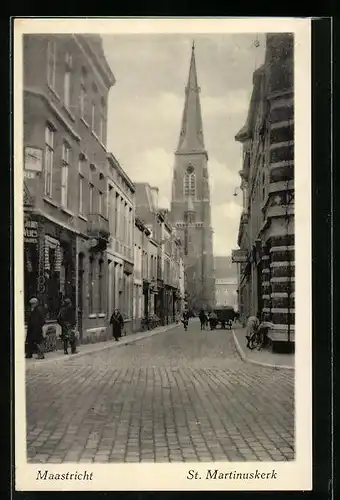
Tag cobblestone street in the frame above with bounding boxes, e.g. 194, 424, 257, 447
26, 321, 295, 463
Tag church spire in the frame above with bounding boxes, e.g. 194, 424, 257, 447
177, 42, 206, 154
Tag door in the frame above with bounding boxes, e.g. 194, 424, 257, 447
257, 263, 263, 318
77, 253, 84, 339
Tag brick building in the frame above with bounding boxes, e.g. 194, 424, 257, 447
23, 34, 115, 346
233, 33, 294, 351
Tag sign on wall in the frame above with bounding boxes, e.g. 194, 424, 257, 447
232, 249, 248, 263
24, 147, 43, 172
24, 219, 38, 244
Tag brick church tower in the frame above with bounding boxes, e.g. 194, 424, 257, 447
169, 42, 215, 311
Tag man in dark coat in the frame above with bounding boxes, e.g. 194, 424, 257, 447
57, 298, 77, 355
110, 309, 124, 341
199, 309, 208, 330
25, 297, 46, 359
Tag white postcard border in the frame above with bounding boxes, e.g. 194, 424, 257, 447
14, 17, 312, 491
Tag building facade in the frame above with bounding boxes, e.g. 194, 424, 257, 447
169, 43, 215, 312
23, 34, 115, 347
106, 153, 135, 335
233, 33, 294, 349
214, 256, 238, 310
134, 183, 183, 326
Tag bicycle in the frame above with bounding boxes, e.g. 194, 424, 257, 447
248, 324, 272, 350
181, 318, 188, 331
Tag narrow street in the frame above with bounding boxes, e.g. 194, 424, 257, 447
26, 320, 294, 463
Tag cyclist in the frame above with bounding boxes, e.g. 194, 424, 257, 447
245, 313, 260, 349
181, 309, 189, 331
256, 314, 275, 350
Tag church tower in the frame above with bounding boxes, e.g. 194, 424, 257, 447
170, 42, 215, 311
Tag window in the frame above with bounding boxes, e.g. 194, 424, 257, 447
98, 259, 103, 313
63, 53, 72, 109
115, 192, 119, 237
61, 142, 70, 208
91, 102, 95, 131
89, 183, 94, 214
80, 68, 87, 120
78, 175, 84, 214
184, 172, 196, 198
108, 185, 113, 231
99, 97, 105, 143
89, 257, 94, 314
98, 191, 103, 215
47, 40, 56, 89
78, 158, 85, 215
44, 125, 54, 197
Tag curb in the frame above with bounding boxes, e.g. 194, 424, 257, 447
26, 322, 181, 369
232, 329, 295, 371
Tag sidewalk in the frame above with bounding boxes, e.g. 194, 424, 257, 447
25, 322, 181, 370
232, 326, 295, 370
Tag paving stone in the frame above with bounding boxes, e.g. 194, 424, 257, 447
26, 323, 294, 463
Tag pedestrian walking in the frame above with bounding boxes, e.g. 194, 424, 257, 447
110, 309, 124, 341
25, 297, 46, 359
199, 309, 208, 330
208, 311, 218, 330
57, 298, 77, 355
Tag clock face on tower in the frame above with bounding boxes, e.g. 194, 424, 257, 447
187, 165, 194, 174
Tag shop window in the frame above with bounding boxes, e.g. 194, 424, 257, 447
24, 244, 38, 318
43, 236, 65, 320
98, 259, 104, 313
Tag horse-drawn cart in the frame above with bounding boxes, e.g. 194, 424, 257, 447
213, 306, 236, 329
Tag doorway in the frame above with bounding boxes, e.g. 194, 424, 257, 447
257, 263, 263, 318
77, 253, 84, 340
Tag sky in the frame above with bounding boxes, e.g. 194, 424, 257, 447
102, 34, 266, 256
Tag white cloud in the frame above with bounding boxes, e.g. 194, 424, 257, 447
209, 158, 240, 189
102, 34, 257, 258
202, 89, 250, 117
212, 201, 242, 255
125, 148, 174, 209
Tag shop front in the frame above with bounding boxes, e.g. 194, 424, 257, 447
24, 214, 77, 351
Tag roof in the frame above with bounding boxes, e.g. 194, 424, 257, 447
176, 43, 206, 154
214, 256, 238, 280
77, 35, 116, 88
107, 153, 135, 193
134, 183, 157, 225
235, 64, 265, 143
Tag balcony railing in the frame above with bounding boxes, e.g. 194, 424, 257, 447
87, 213, 110, 241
